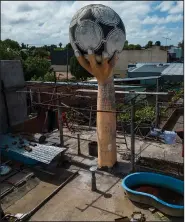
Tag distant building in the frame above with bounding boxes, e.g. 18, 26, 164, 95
168, 47, 183, 62
114, 46, 167, 77
50, 46, 167, 78
127, 63, 183, 84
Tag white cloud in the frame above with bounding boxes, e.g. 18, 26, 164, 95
142, 14, 183, 24
155, 1, 175, 12
1, 1, 183, 47
169, 1, 183, 14
155, 1, 183, 14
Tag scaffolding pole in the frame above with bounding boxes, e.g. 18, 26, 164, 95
155, 78, 159, 127
57, 96, 64, 146
131, 98, 135, 172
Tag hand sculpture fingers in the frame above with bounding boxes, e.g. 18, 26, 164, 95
102, 51, 109, 66
109, 51, 118, 70
87, 49, 98, 69
75, 49, 92, 74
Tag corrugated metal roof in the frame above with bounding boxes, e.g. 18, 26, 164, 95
161, 63, 183, 76
129, 64, 169, 73
0, 134, 66, 165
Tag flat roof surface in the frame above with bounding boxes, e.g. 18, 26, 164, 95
3, 129, 183, 221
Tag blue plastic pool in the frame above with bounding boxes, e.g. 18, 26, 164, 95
122, 172, 184, 217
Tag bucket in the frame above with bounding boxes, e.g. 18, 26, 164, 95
88, 141, 98, 157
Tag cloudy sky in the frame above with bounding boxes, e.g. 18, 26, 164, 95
1, 1, 183, 47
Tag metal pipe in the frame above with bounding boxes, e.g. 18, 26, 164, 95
77, 134, 81, 155
131, 99, 135, 172
1, 80, 11, 129
90, 166, 97, 191
67, 46, 69, 81
30, 89, 33, 113
17, 90, 171, 96
31, 102, 128, 114
89, 106, 92, 129
20, 172, 78, 221
38, 89, 41, 103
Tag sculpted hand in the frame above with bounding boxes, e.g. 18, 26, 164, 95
75, 49, 118, 84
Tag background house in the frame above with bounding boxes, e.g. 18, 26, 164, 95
50, 46, 168, 78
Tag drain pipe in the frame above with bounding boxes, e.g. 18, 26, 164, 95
20, 171, 78, 221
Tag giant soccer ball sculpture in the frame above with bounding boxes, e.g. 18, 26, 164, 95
69, 4, 126, 168
69, 4, 126, 62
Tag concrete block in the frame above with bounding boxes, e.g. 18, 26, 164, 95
0, 60, 25, 89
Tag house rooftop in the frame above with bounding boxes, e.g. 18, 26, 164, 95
129, 64, 169, 73
1, 127, 183, 221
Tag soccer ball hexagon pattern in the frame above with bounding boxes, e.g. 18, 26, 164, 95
69, 4, 126, 60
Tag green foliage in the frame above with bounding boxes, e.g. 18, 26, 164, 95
59, 42, 62, 48
20, 49, 29, 61
31, 71, 55, 82
23, 56, 51, 81
0, 41, 21, 60
64, 43, 72, 50
118, 105, 156, 123
33, 48, 49, 58
171, 88, 184, 103
2, 39, 20, 50
117, 103, 167, 124
145, 41, 153, 49
123, 42, 141, 50
43, 72, 56, 82
123, 40, 128, 49
21, 43, 27, 49
128, 44, 135, 50
70, 56, 92, 81
135, 44, 141, 50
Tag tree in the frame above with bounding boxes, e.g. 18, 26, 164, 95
178, 40, 184, 57
145, 40, 153, 48
135, 44, 141, 50
178, 40, 183, 48
21, 43, 27, 49
155, 41, 161, 46
65, 43, 72, 49
50, 44, 57, 49
33, 48, 49, 58
70, 56, 92, 81
123, 40, 128, 49
128, 44, 135, 50
3, 39, 20, 50
23, 56, 51, 81
0, 41, 20, 60
20, 49, 29, 61
59, 42, 62, 48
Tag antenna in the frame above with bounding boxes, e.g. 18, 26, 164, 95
162, 37, 171, 47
